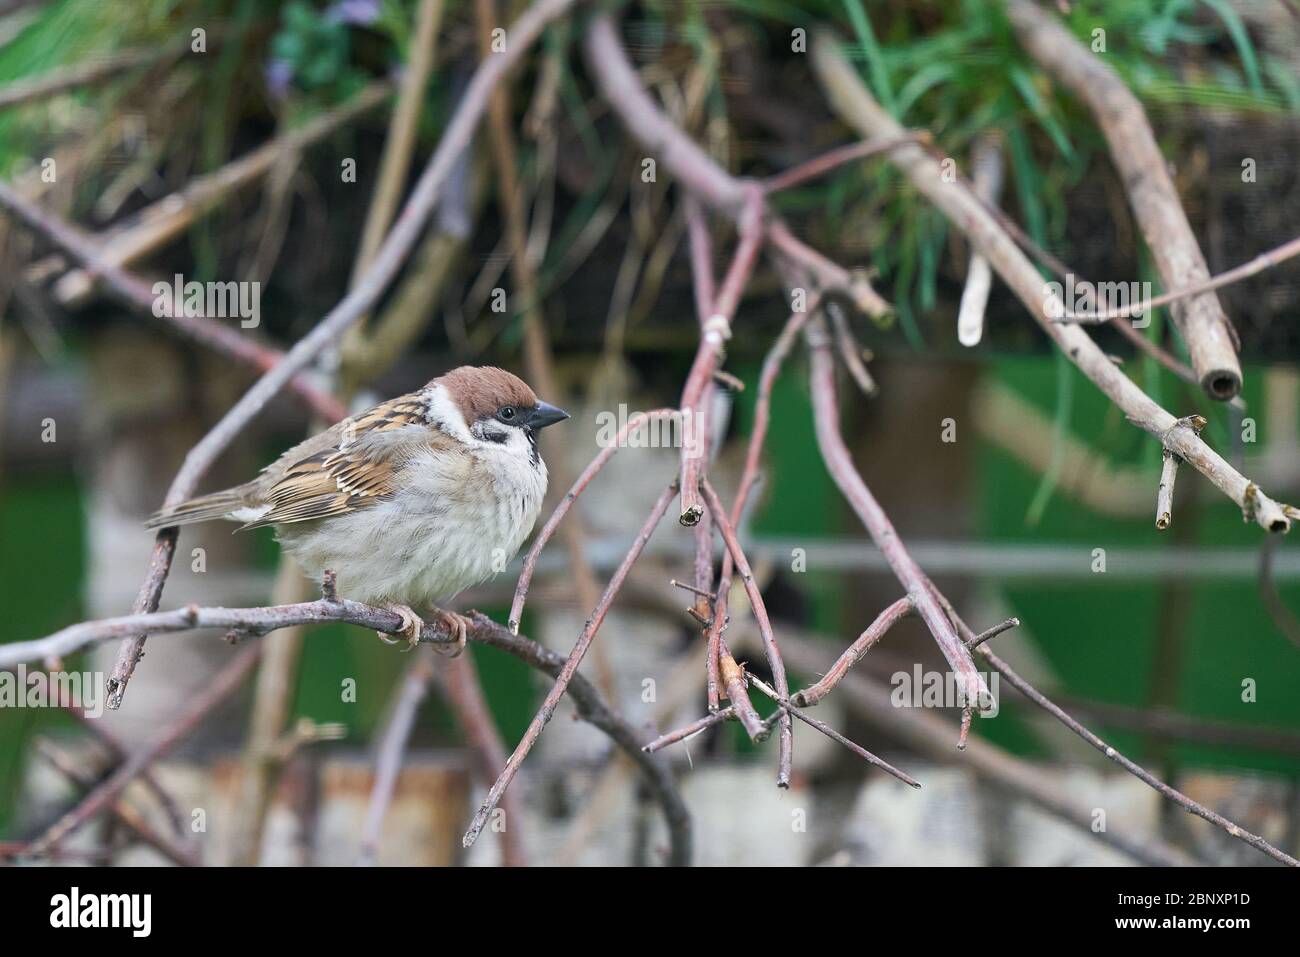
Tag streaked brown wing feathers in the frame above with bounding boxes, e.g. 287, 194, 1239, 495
241, 392, 433, 530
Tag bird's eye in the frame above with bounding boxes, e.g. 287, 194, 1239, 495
498, 406, 516, 421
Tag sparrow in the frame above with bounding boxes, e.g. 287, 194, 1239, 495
146, 366, 569, 652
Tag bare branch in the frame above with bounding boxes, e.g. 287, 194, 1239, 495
1003, 0, 1242, 400
762, 134, 925, 195
792, 596, 912, 707
462, 482, 679, 851
928, 587, 1298, 867
746, 672, 920, 789
508, 408, 678, 633
0, 37, 199, 111
771, 625, 1198, 866
9, 601, 691, 865
643, 706, 736, 753
701, 479, 794, 784
956, 134, 1003, 347
582, 13, 889, 317
1054, 234, 1300, 325
0, 181, 347, 422
807, 325, 989, 712
1156, 450, 1180, 531
810, 33, 1293, 533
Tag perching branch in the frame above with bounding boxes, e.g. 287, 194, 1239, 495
6, 600, 690, 866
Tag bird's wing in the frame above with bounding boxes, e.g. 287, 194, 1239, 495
242, 391, 452, 530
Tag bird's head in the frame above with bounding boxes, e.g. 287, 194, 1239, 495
433, 366, 569, 454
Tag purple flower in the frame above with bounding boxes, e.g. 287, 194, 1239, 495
328, 0, 380, 26
265, 58, 294, 99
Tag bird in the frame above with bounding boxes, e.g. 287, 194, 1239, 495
145, 366, 569, 653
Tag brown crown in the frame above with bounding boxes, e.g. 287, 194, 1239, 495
435, 366, 539, 424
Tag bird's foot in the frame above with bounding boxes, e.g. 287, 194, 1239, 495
430, 608, 471, 658
376, 604, 424, 651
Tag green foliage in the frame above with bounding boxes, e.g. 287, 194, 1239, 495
770, 0, 1293, 341
270, 1, 353, 93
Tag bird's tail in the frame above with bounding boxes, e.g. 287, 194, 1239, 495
144, 486, 254, 530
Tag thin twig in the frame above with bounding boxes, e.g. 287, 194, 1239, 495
762, 134, 925, 194
807, 326, 989, 714
358, 646, 437, 866
700, 479, 793, 784
462, 482, 679, 850
746, 672, 920, 789
963, 617, 1021, 652
792, 596, 912, 707
436, 651, 529, 867
983, 643, 1297, 867
1156, 449, 1180, 531
508, 408, 677, 633
928, 586, 1297, 867
643, 706, 735, 753
1053, 235, 1300, 325
771, 624, 1197, 866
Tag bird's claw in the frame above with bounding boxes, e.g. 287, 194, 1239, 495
376, 604, 424, 651
431, 608, 470, 658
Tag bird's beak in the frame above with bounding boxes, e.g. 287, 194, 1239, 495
530, 401, 570, 430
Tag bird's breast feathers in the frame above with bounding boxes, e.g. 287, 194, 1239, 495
273, 418, 549, 606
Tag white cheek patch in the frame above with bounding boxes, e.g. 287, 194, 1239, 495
425, 384, 473, 443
